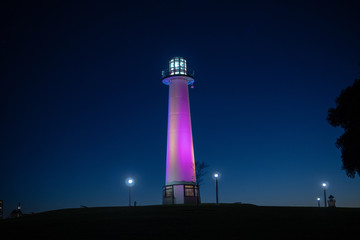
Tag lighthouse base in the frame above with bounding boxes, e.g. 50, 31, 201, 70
162, 183, 200, 205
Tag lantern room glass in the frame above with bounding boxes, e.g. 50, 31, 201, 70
169, 57, 187, 76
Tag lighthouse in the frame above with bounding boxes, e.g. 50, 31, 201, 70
162, 57, 200, 205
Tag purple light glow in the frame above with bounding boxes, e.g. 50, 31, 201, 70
165, 76, 196, 185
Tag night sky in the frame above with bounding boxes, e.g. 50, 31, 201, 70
1, 0, 360, 216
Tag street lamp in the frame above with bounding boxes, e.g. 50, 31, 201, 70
317, 197, 321, 207
214, 173, 220, 206
322, 183, 327, 208
126, 178, 134, 207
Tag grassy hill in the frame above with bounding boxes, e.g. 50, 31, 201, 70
1, 204, 359, 239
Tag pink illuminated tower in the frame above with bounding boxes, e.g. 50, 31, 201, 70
162, 57, 200, 205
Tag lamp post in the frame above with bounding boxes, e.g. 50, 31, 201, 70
126, 178, 134, 207
317, 197, 321, 207
322, 183, 327, 208
214, 173, 219, 206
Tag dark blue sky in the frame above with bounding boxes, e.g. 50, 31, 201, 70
1, 0, 360, 216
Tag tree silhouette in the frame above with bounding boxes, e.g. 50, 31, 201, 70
327, 79, 360, 178
195, 161, 209, 186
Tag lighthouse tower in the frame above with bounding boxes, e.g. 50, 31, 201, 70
162, 57, 200, 205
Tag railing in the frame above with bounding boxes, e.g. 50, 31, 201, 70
162, 68, 195, 79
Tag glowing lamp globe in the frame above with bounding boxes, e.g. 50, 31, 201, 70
126, 178, 134, 187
